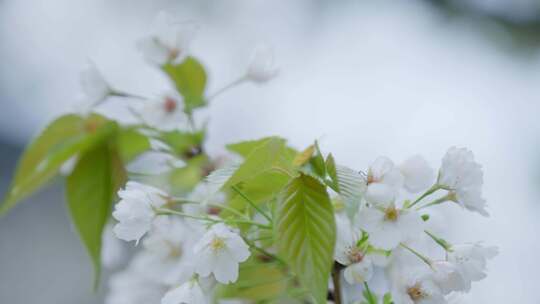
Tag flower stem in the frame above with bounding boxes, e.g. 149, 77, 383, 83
331, 263, 343, 304
408, 185, 441, 208
231, 186, 273, 223
110, 90, 148, 100
155, 208, 271, 229
241, 236, 287, 266
400, 243, 433, 269
363, 282, 376, 303
416, 193, 453, 210
207, 76, 247, 101
424, 230, 452, 252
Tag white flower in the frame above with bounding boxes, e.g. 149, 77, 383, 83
137, 13, 198, 65
343, 260, 374, 285
400, 155, 434, 193
447, 243, 498, 291
102, 224, 126, 269
134, 217, 199, 285
162, 279, 206, 304
245, 45, 279, 83
193, 223, 250, 284
106, 267, 167, 304
112, 181, 169, 243
430, 261, 468, 295
334, 215, 375, 284
392, 274, 446, 304
139, 92, 187, 131
438, 147, 488, 216
79, 62, 111, 107
357, 205, 423, 250
366, 157, 404, 206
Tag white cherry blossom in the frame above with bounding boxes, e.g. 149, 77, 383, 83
447, 243, 498, 291
431, 261, 468, 295
112, 182, 169, 243
79, 62, 111, 108
438, 147, 488, 216
392, 274, 446, 304
137, 13, 198, 66
366, 156, 404, 206
134, 217, 200, 285
357, 205, 423, 250
139, 92, 187, 131
245, 45, 279, 83
161, 279, 206, 304
400, 155, 434, 193
193, 223, 250, 284
334, 215, 374, 284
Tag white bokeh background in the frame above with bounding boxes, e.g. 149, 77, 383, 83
0, 0, 539, 303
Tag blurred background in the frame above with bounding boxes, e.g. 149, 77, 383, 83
1, 0, 539, 302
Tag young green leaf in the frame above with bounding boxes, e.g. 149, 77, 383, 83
383, 292, 394, 304
214, 260, 290, 302
309, 141, 326, 177
325, 153, 338, 189
66, 144, 118, 289
158, 129, 205, 159
275, 174, 336, 304
226, 136, 295, 159
335, 165, 367, 220
1, 114, 117, 214
162, 57, 207, 112
223, 137, 295, 189
293, 144, 315, 167
116, 128, 150, 162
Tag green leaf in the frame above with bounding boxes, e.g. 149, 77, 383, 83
226, 136, 296, 159
116, 128, 149, 157
293, 145, 315, 167
66, 143, 118, 289
223, 137, 295, 190
215, 260, 290, 301
163, 57, 207, 112
116, 128, 150, 162
309, 141, 326, 177
383, 292, 394, 304
223, 170, 291, 219
325, 153, 338, 188
158, 129, 205, 159
275, 174, 336, 304
1, 114, 117, 214
335, 165, 367, 220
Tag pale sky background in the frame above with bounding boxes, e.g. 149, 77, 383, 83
0, 0, 539, 303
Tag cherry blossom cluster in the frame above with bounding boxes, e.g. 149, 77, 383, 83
72, 14, 496, 304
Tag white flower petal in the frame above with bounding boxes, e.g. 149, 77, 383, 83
400, 155, 434, 193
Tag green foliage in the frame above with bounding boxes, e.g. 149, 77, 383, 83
168, 155, 209, 195
116, 128, 150, 162
226, 136, 296, 159
159, 129, 205, 159
163, 57, 207, 113
334, 165, 366, 220
223, 137, 296, 189
66, 143, 124, 289
383, 293, 394, 304
325, 153, 338, 189
1, 114, 117, 214
292, 144, 315, 167
215, 259, 291, 302
275, 174, 336, 304
362, 288, 378, 304
309, 141, 326, 177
